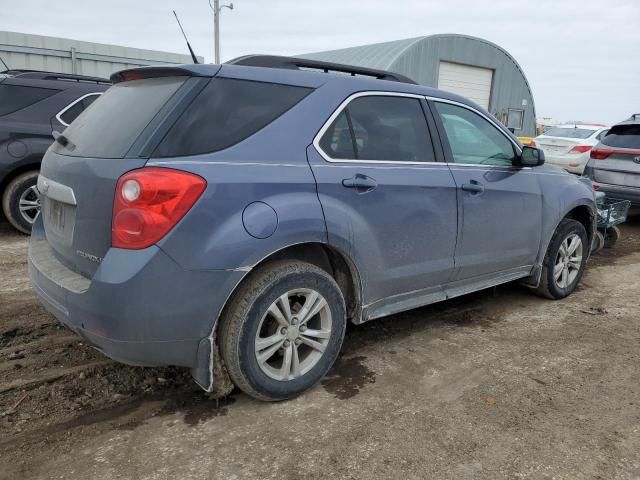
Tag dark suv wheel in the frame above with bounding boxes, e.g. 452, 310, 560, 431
534, 219, 588, 299
2, 171, 40, 234
219, 260, 346, 401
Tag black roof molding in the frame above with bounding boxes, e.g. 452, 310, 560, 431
1, 69, 110, 84
226, 55, 417, 84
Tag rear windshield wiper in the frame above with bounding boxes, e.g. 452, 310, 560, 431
52, 130, 74, 151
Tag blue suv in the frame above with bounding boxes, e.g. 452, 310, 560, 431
28, 56, 596, 401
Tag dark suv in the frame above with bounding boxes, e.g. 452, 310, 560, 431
29, 57, 596, 401
0, 70, 110, 233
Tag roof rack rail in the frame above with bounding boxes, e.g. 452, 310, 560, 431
1, 69, 111, 85
226, 55, 417, 84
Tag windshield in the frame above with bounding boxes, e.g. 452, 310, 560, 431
52, 76, 187, 158
543, 127, 596, 139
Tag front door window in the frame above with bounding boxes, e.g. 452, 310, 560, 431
434, 102, 516, 166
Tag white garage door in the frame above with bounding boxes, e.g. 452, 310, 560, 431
437, 61, 493, 110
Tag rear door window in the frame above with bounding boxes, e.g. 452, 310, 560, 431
319, 111, 356, 159
319, 95, 435, 162
0, 84, 59, 116
601, 124, 640, 149
154, 78, 312, 157
53, 76, 187, 158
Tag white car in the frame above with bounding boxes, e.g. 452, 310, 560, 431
533, 124, 609, 174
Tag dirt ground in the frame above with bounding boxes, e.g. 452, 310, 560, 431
1, 217, 639, 480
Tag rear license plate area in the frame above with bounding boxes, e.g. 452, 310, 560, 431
44, 198, 76, 247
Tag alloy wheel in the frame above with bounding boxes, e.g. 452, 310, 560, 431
18, 185, 40, 224
254, 288, 332, 381
554, 233, 583, 289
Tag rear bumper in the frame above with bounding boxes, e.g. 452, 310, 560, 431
28, 218, 244, 387
595, 182, 640, 206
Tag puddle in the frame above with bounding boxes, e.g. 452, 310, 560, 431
321, 355, 376, 400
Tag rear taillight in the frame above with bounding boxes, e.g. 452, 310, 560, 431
569, 145, 592, 154
591, 147, 640, 160
590, 148, 611, 160
112, 167, 206, 249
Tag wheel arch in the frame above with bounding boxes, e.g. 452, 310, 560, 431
525, 200, 596, 288
194, 241, 364, 394
563, 204, 596, 248
0, 161, 42, 196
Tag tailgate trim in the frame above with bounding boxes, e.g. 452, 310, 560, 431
29, 238, 90, 293
37, 175, 77, 205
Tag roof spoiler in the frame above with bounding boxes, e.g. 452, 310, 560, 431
226, 54, 417, 84
110, 66, 198, 83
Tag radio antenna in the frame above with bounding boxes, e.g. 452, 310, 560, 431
173, 10, 199, 64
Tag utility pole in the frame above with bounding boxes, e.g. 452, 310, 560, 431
211, 0, 234, 64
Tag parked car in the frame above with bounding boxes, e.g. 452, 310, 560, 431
584, 114, 640, 210
28, 57, 596, 401
0, 70, 110, 233
533, 124, 609, 175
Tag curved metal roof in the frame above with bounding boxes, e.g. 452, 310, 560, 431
300, 34, 533, 94
300, 34, 537, 136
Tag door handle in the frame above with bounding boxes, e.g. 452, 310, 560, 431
342, 174, 378, 192
461, 181, 484, 194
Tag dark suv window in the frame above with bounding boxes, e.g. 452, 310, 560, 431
0, 84, 59, 116
154, 78, 312, 157
320, 95, 435, 162
601, 124, 640, 149
58, 93, 101, 126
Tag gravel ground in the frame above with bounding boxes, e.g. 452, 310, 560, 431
0, 217, 639, 480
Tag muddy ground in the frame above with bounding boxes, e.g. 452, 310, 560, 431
0, 218, 639, 480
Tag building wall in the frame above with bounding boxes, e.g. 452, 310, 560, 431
0, 31, 203, 79
301, 35, 537, 136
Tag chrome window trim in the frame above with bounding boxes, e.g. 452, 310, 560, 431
313, 91, 523, 167
312, 91, 439, 165
55, 92, 102, 127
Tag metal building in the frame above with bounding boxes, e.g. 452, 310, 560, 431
0, 31, 203, 79
301, 34, 536, 136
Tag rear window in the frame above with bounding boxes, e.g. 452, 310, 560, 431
0, 84, 59, 116
53, 76, 186, 158
153, 78, 312, 157
601, 124, 640, 149
543, 127, 595, 139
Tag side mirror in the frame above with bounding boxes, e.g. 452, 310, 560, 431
518, 145, 545, 167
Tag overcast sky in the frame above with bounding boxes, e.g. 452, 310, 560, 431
2, 0, 639, 125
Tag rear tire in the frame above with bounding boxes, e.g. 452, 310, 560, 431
534, 219, 588, 299
219, 260, 346, 401
2, 171, 40, 234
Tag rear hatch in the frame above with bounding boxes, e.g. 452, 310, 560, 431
591, 123, 640, 187
536, 126, 596, 155
38, 71, 209, 278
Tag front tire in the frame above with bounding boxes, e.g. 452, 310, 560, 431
2, 171, 40, 234
534, 219, 588, 299
219, 260, 346, 401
